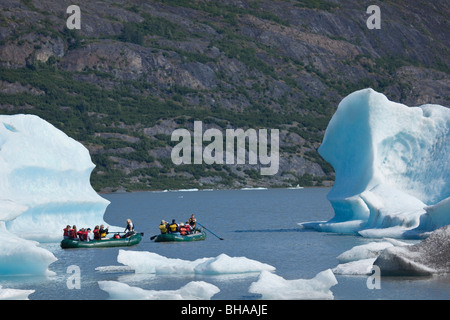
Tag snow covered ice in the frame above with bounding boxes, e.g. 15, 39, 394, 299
0, 285, 34, 300
301, 88, 450, 238
98, 281, 220, 300
97, 250, 276, 275
99, 250, 339, 299
0, 114, 111, 276
249, 269, 337, 300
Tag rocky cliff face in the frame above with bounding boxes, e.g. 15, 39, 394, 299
0, 0, 448, 191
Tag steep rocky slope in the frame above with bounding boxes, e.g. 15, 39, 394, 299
0, 0, 448, 191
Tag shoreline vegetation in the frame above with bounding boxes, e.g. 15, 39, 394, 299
98, 184, 328, 195
1, 1, 447, 193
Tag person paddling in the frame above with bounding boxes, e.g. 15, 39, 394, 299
123, 219, 135, 238
188, 214, 197, 229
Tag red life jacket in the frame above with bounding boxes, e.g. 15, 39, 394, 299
63, 228, 70, 237
78, 231, 88, 241
69, 229, 77, 239
93, 228, 100, 240
179, 225, 187, 235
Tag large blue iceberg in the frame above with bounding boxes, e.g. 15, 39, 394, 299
0, 114, 110, 275
302, 89, 450, 238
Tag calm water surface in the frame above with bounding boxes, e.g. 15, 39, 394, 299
2, 188, 449, 300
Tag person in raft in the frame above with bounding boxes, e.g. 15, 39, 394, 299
179, 223, 189, 235
87, 228, 93, 241
99, 225, 109, 239
63, 225, 72, 239
169, 219, 179, 234
123, 219, 135, 238
63, 225, 89, 241
188, 214, 197, 228
159, 220, 169, 234
93, 225, 100, 240
77, 228, 86, 241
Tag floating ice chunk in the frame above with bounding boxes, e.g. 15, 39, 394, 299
194, 253, 276, 275
310, 89, 450, 237
98, 280, 220, 300
110, 250, 275, 275
116, 250, 208, 274
248, 269, 337, 300
332, 258, 376, 275
336, 242, 395, 263
0, 285, 34, 300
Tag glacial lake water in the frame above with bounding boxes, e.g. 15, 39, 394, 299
2, 188, 450, 300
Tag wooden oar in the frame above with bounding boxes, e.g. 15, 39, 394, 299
197, 222, 224, 240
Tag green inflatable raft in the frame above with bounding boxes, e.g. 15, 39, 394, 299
60, 232, 143, 249
154, 230, 206, 242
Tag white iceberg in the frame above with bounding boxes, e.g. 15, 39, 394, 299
0, 285, 35, 300
332, 258, 377, 276
0, 114, 111, 276
97, 250, 276, 275
302, 89, 450, 238
336, 240, 399, 263
0, 114, 110, 241
98, 280, 220, 300
248, 269, 337, 300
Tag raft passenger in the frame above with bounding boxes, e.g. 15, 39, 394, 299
93, 225, 100, 240
188, 214, 197, 228
169, 219, 178, 234
63, 225, 72, 239
123, 219, 135, 238
71, 225, 78, 240
179, 223, 187, 236
99, 225, 109, 239
159, 220, 168, 234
